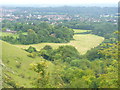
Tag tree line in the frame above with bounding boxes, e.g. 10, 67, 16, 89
2, 21, 74, 44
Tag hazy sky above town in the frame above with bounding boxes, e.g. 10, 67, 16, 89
1, 0, 119, 6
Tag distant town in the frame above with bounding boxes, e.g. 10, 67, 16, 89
0, 7, 118, 25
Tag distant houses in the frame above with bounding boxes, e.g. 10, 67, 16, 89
3, 29, 17, 34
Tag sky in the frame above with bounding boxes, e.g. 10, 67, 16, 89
0, 0, 119, 6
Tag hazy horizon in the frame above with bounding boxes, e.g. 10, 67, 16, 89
0, 0, 119, 7
1, 4, 118, 8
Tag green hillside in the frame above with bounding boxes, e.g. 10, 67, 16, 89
1, 40, 54, 88
1, 30, 104, 87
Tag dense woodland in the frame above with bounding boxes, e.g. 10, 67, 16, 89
2, 21, 74, 44
1, 6, 119, 88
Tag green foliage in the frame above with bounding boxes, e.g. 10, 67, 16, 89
98, 42, 118, 60
2, 21, 74, 44
30, 61, 52, 88
2, 36, 19, 44
2, 28, 7, 31
38, 45, 81, 62
54, 45, 81, 62
25, 46, 37, 53
26, 29, 38, 44
86, 47, 104, 61
61, 21, 94, 30
97, 60, 118, 88
70, 59, 91, 69
92, 23, 117, 39
42, 45, 53, 50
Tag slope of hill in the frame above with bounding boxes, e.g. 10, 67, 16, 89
1, 40, 54, 88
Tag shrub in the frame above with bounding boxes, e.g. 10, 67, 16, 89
26, 46, 37, 53
16, 64, 21, 68
42, 45, 53, 50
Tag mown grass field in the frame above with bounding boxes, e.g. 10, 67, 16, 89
14, 29, 104, 55
73, 29, 91, 34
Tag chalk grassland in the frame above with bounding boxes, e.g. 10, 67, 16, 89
1, 40, 54, 87
2, 40, 38, 87
14, 30, 104, 55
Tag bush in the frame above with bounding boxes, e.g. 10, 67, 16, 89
42, 45, 53, 50
16, 64, 21, 68
54, 45, 81, 62
26, 46, 37, 53
86, 48, 103, 61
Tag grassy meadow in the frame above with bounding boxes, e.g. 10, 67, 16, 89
14, 30, 104, 54
73, 29, 91, 34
